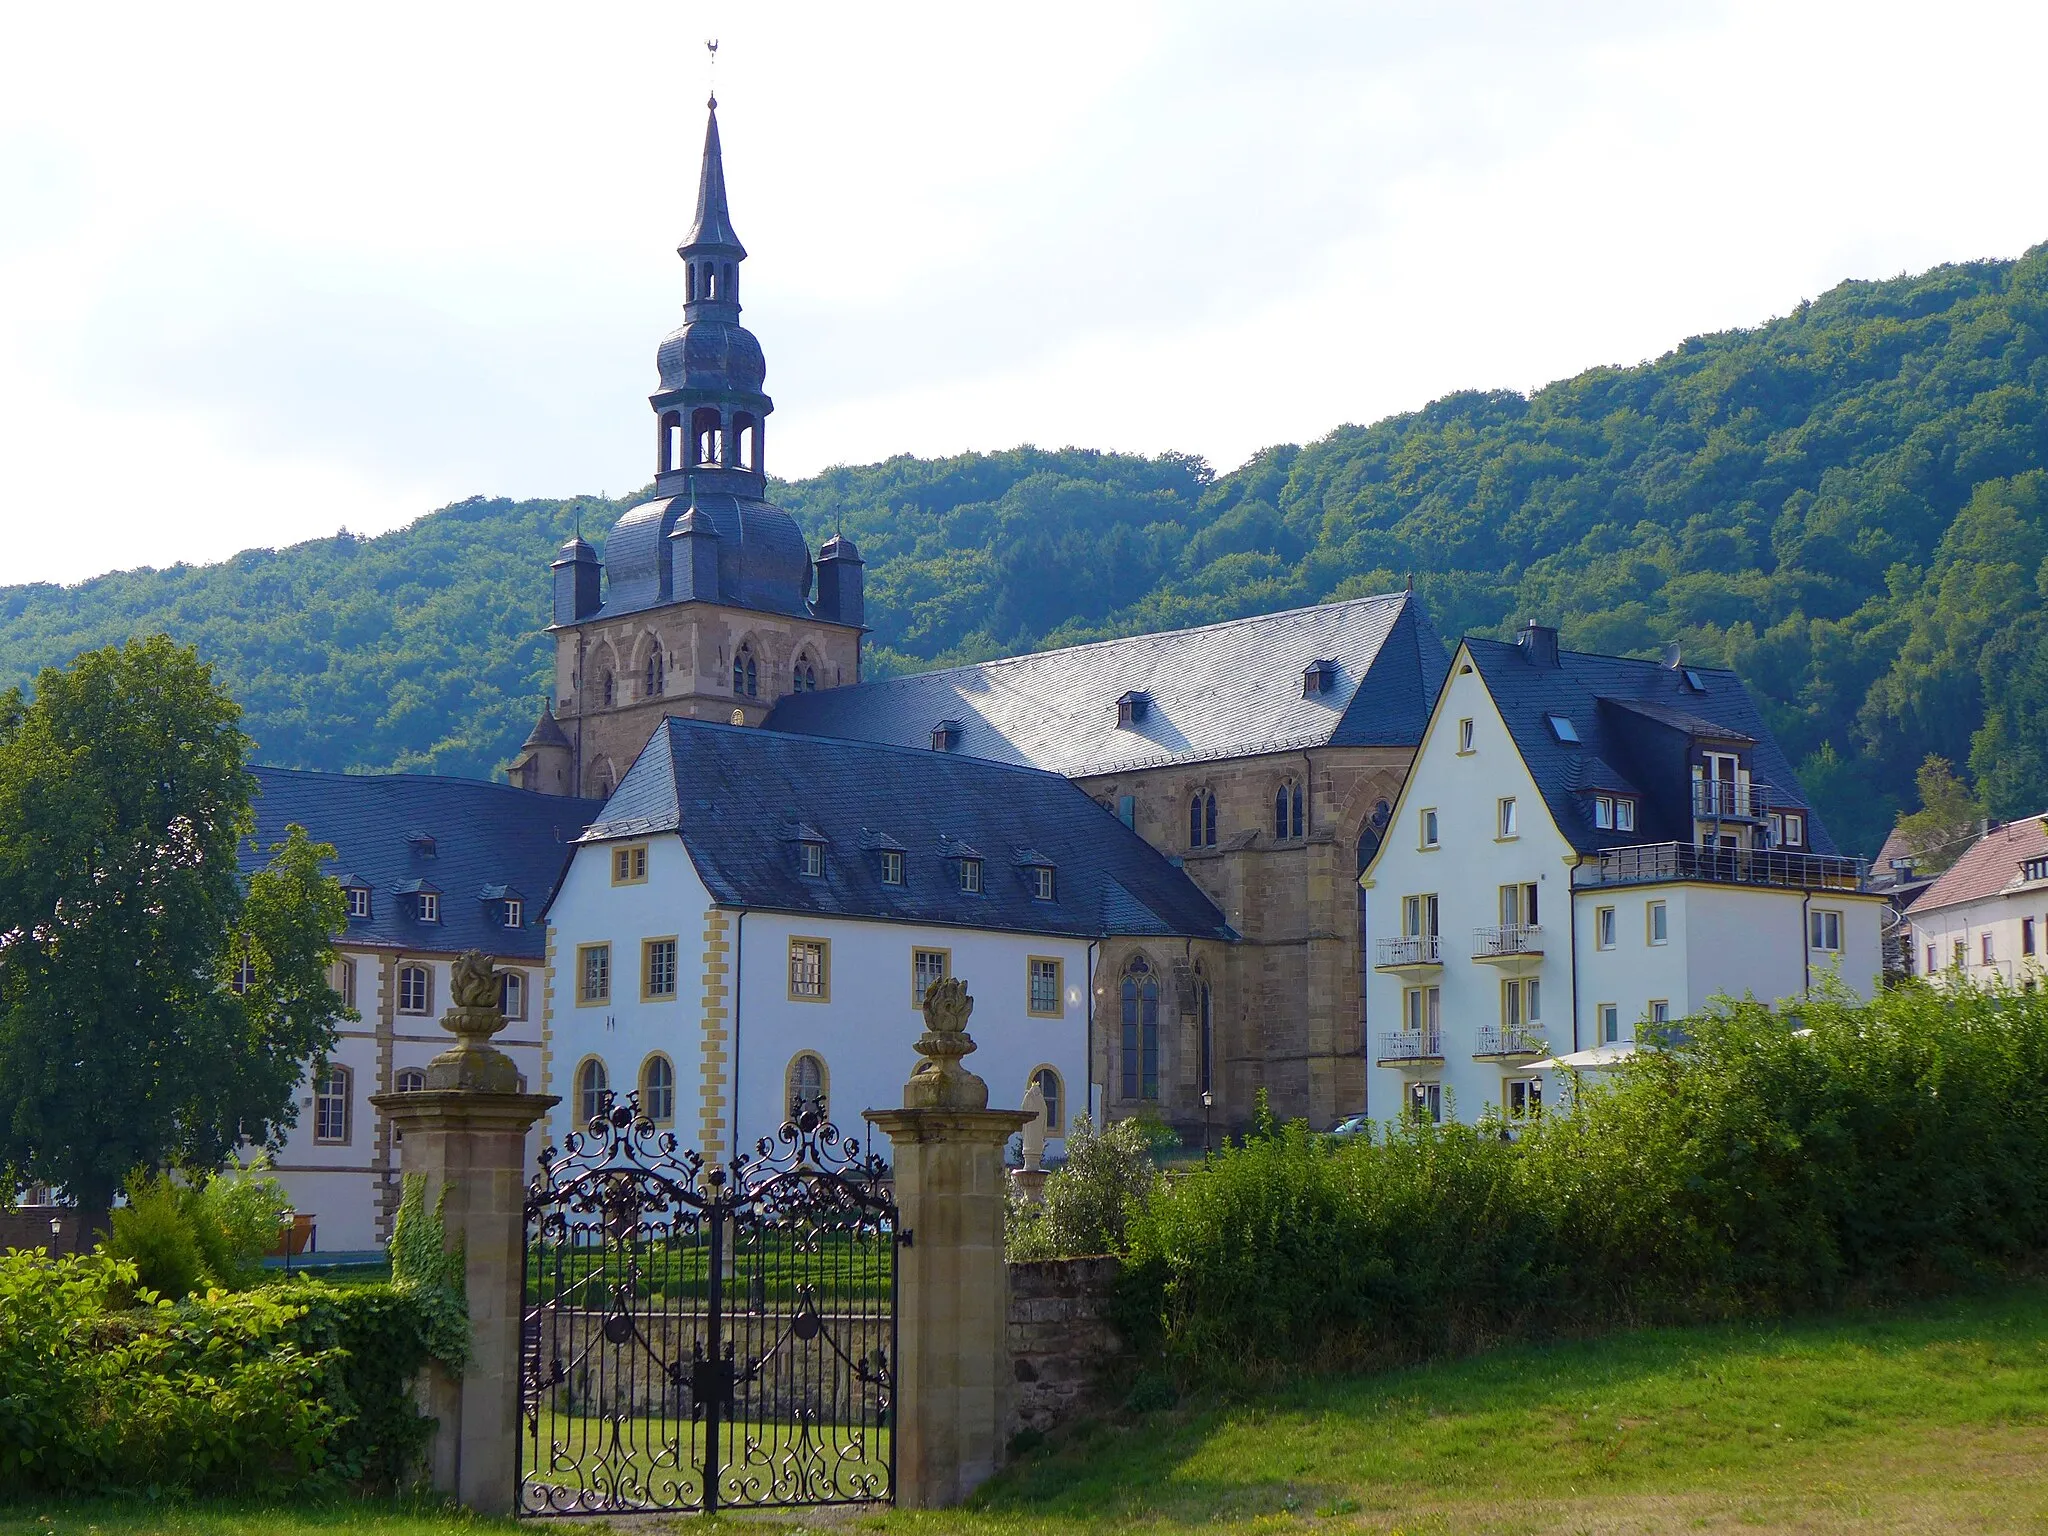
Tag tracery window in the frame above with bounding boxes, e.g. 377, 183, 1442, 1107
644, 648, 664, 698
1189, 789, 1218, 849
1120, 956, 1160, 1101
1274, 778, 1304, 840
733, 643, 758, 698
792, 653, 819, 693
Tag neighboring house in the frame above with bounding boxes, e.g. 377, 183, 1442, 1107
542, 719, 1232, 1166
1868, 826, 1938, 981
763, 592, 1447, 1135
1907, 816, 2048, 988
1362, 622, 1882, 1127
243, 768, 602, 1251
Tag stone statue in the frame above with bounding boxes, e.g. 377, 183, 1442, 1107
904, 976, 989, 1110
423, 948, 521, 1093
1018, 1078, 1047, 1173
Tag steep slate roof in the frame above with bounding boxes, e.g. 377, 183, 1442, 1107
575, 719, 1233, 941
1463, 637, 1838, 856
245, 767, 605, 959
1908, 816, 2048, 914
762, 592, 1447, 778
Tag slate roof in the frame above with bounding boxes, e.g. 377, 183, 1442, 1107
245, 767, 606, 959
1908, 816, 2048, 914
1463, 637, 1838, 856
572, 719, 1234, 941
762, 592, 1447, 778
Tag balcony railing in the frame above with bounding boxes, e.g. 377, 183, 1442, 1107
1473, 924, 1545, 959
1374, 934, 1442, 968
1692, 780, 1771, 820
1580, 841, 1867, 892
1474, 1024, 1547, 1059
1376, 1029, 1444, 1065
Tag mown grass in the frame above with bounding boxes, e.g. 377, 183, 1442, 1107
10, 1279, 2048, 1534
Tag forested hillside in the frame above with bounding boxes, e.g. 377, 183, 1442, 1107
5, 246, 2048, 853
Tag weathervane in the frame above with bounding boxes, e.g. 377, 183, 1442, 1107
706, 37, 719, 108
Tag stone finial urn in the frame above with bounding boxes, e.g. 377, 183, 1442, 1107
1019, 1078, 1047, 1172
423, 949, 522, 1093
903, 976, 989, 1110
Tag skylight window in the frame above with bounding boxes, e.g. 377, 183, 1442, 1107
1682, 669, 1707, 694
1547, 714, 1580, 743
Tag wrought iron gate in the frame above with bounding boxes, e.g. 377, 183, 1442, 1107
518, 1092, 898, 1515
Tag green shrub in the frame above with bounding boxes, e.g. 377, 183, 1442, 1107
104, 1163, 294, 1300
190, 1163, 294, 1289
1009, 1116, 1158, 1260
1116, 981, 2048, 1381
104, 1173, 207, 1302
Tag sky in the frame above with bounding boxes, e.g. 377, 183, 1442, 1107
3, 0, 2047, 587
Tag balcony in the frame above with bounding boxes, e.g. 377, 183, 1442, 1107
1472, 924, 1545, 962
1374, 934, 1443, 971
1376, 1029, 1444, 1067
1580, 841, 1867, 893
1474, 1024, 1547, 1060
1692, 780, 1771, 820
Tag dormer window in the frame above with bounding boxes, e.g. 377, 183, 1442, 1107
1116, 691, 1151, 727
1302, 660, 1338, 697
1031, 865, 1055, 901
931, 720, 963, 752
1594, 795, 1614, 829
343, 883, 371, 920
1783, 812, 1805, 848
417, 891, 441, 924
799, 840, 825, 878
502, 899, 523, 929
960, 857, 983, 894
1617, 798, 1635, 832
408, 832, 436, 858
880, 849, 905, 886
1547, 714, 1580, 743
2026, 857, 2048, 883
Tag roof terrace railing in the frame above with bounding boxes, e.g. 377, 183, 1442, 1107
1581, 841, 1866, 892
1692, 780, 1772, 819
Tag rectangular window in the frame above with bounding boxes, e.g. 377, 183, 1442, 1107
1458, 718, 1475, 753
1767, 811, 1783, 844
1408, 1081, 1442, 1124
1598, 1003, 1620, 1044
345, 886, 371, 919
503, 898, 523, 929
1596, 906, 1616, 950
1784, 813, 1805, 847
1594, 795, 1613, 829
1647, 900, 1669, 945
1402, 893, 1440, 938
1032, 866, 1055, 901
788, 937, 830, 1001
1649, 999, 1670, 1025
2025, 918, 2037, 957
799, 841, 825, 878
417, 891, 440, 924
961, 858, 982, 894
500, 969, 528, 1020
1028, 956, 1064, 1018
912, 947, 950, 1007
1810, 909, 1843, 953
314, 1065, 350, 1144
578, 943, 611, 1005
1504, 1077, 1542, 1121
398, 965, 431, 1015
1403, 985, 1441, 1037
612, 845, 649, 885
642, 938, 678, 1001
1982, 933, 1995, 965
1616, 798, 1635, 832
1954, 939, 1967, 967
1420, 808, 1439, 849
881, 849, 905, 886
332, 957, 356, 1010
1497, 797, 1518, 839
1497, 882, 1537, 927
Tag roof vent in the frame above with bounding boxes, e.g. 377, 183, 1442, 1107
1302, 659, 1339, 697
1116, 690, 1151, 727
407, 832, 437, 858
931, 719, 963, 752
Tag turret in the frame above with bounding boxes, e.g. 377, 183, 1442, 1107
551, 536, 602, 626
815, 533, 864, 628
508, 701, 575, 796
668, 484, 722, 602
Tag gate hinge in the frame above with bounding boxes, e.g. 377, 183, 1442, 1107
899, 1228, 914, 1248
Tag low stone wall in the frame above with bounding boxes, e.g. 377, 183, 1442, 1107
1007, 1256, 1127, 1439
0, 1208, 88, 1257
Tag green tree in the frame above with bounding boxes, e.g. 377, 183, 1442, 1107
0, 637, 346, 1225
1891, 756, 1985, 875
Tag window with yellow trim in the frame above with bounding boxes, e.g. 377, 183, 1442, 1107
788, 938, 829, 1001
611, 844, 649, 885
1028, 956, 1064, 1017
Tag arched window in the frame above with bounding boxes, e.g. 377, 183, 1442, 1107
395, 1068, 426, 1093
644, 647, 664, 698
692, 407, 723, 467
1197, 967, 1214, 1095
1029, 1066, 1064, 1137
577, 1057, 610, 1127
733, 642, 758, 698
787, 1052, 827, 1120
640, 1054, 675, 1126
1274, 779, 1304, 840
499, 970, 527, 1021
602, 671, 615, 707
314, 1064, 351, 1144
398, 964, 431, 1016
1120, 957, 1160, 1101
1357, 798, 1390, 1030
792, 652, 818, 693
1189, 789, 1218, 849
660, 410, 683, 473
734, 413, 758, 472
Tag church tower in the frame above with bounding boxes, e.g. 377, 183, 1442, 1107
512, 97, 865, 799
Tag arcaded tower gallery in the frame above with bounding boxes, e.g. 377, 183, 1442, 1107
512, 97, 865, 799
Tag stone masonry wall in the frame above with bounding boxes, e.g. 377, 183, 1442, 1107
1007, 1256, 1128, 1439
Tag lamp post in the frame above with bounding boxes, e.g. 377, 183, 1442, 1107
1201, 1090, 1213, 1156
279, 1208, 297, 1276
49, 1214, 63, 1257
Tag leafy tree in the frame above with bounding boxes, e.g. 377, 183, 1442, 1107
0, 637, 346, 1226
1891, 756, 1985, 874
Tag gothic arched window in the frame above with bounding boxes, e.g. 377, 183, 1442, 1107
1197, 966, 1214, 1095
644, 648, 664, 698
1274, 779, 1304, 841
792, 652, 818, 693
733, 642, 758, 698
1189, 789, 1218, 849
1120, 957, 1160, 1101
602, 671, 615, 707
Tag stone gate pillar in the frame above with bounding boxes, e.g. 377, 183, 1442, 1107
370, 950, 557, 1516
865, 979, 1033, 1510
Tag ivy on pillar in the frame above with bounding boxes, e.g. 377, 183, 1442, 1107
371, 950, 558, 1515
865, 979, 1034, 1510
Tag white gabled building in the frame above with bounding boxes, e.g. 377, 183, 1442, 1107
542, 719, 1232, 1166
1907, 816, 2048, 987
1362, 622, 1884, 1126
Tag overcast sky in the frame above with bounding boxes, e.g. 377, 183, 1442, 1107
3, 1, 2046, 586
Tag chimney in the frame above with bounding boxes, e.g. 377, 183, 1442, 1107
1519, 619, 1560, 668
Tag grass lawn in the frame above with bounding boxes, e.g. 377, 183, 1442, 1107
8, 1279, 2048, 1534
